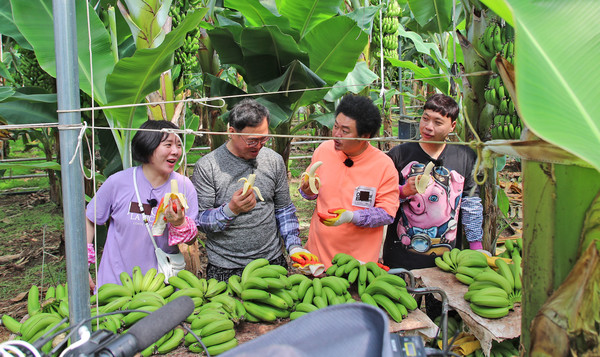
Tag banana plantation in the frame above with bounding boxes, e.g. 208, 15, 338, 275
0, 0, 598, 356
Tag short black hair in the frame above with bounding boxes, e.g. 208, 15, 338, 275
423, 94, 459, 121
131, 120, 180, 164
228, 99, 270, 131
335, 95, 381, 138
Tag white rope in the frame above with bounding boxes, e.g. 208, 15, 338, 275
51, 71, 495, 115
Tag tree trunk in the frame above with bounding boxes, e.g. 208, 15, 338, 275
382, 107, 394, 152
208, 107, 227, 150
273, 120, 292, 169
481, 170, 498, 252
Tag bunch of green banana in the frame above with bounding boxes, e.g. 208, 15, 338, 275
359, 273, 416, 323
484, 76, 504, 107
478, 22, 513, 59
327, 253, 361, 281
489, 339, 520, 357
170, 0, 203, 83
387, 0, 402, 17
485, 75, 523, 140
16, 49, 56, 92
381, 17, 400, 34
464, 260, 521, 319
187, 315, 238, 356
168, 269, 218, 300
498, 238, 523, 263
371, 1, 400, 62
183, 287, 239, 354
490, 112, 522, 140
291, 275, 353, 320
434, 248, 489, 282
1, 284, 73, 353
464, 338, 520, 357
140, 328, 183, 356
237, 258, 296, 322
433, 315, 462, 338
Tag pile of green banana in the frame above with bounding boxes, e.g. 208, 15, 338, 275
464, 259, 522, 319
486, 76, 522, 140
1, 283, 71, 354
434, 248, 490, 284
291, 275, 354, 320
360, 273, 417, 323
231, 258, 297, 322
371, 0, 401, 60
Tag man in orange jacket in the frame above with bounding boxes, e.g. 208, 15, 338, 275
298, 95, 399, 267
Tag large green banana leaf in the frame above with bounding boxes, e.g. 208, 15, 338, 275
104, 10, 205, 162
387, 59, 449, 94
275, 0, 343, 39
1, 87, 57, 104
0, 100, 57, 125
0, 1, 32, 50
480, 0, 514, 27
0, 87, 57, 124
0, 88, 14, 102
11, 0, 113, 105
257, 60, 325, 107
324, 61, 378, 102
504, 0, 600, 172
398, 24, 451, 70
407, 0, 453, 34
239, 27, 309, 85
224, 0, 297, 39
0, 161, 61, 171
346, 6, 382, 33
298, 16, 369, 106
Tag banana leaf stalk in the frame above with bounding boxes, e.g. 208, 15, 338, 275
530, 196, 600, 357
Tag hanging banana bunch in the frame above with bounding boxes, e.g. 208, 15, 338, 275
371, 0, 401, 63
171, 0, 203, 85
17, 49, 56, 93
480, 22, 522, 140
487, 75, 522, 140
479, 21, 515, 68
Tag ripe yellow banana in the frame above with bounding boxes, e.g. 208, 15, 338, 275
416, 162, 434, 194
300, 161, 323, 194
238, 174, 264, 201
164, 179, 189, 209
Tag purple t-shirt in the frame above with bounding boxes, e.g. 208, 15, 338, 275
86, 167, 198, 287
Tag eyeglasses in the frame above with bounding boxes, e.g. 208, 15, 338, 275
238, 135, 271, 147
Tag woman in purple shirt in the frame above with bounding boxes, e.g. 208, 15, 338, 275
86, 120, 198, 291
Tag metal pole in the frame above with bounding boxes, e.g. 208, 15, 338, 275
53, 0, 90, 333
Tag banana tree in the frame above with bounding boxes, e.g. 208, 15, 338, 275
7, 0, 203, 171
204, 0, 379, 164
488, 0, 600, 354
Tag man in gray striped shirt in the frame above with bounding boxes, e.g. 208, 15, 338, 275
191, 99, 304, 281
